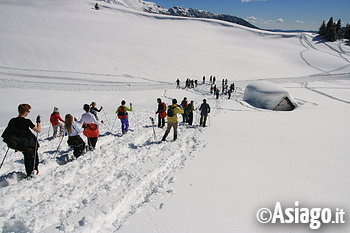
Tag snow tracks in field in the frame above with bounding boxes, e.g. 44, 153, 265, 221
0, 107, 205, 233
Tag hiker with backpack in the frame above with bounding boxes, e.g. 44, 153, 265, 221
156, 98, 166, 128
50, 107, 65, 138
76, 104, 101, 150
64, 114, 85, 159
90, 102, 103, 121
199, 99, 211, 127
116, 100, 133, 134
1, 104, 41, 177
161, 99, 184, 142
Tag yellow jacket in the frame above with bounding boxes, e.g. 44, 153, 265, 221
167, 104, 184, 123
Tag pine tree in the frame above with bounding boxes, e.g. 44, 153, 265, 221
344, 23, 350, 40
325, 17, 337, 42
335, 19, 343, 39
319, 21, 326, 36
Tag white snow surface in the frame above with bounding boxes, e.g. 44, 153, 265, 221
0, 0, 350, 232
243, 80, 298, 110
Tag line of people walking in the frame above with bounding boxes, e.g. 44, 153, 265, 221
1, 98, 210, 178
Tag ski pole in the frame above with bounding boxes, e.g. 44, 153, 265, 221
208, 115, 211, 126
0, 148, 10, 169
102, 122, 112, 134
111, 115, 117, 132
32, 132, 39, 174
54, 135, 64, 156
102, 109, 112, 129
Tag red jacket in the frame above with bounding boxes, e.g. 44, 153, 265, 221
50, 113, 64, 126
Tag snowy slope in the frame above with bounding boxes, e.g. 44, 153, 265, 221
1, 0, 350, 84
0, 0, 350, 232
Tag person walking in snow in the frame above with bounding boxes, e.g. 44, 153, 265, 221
181, 97, 188, 123
228, 89, 232, 99
186, 100, 195, 126
64, 114, 85, 159
199, 99, 210, 127
215, 88, 220, 99
94, 3, 99, 10
76, 104, 101, 150
116, 100, 133, 134
202, 76, 205, 84
90, 102, 103, 121
156, 98, 166, 128
162, 99, 184, 142
1, 104, 41, 177
50, 107, 65, 138
176, 79, 180, 88
230, 83, 235, 93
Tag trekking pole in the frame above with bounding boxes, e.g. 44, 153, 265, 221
111, 115, 117, 132
208, 115, 211, 126
102, 122, 112, 134
32, 115, 41, 175
32, 132, 39, 175
102, 109, 112, 129
54, 135, 65, 156
0, 148, 10, 169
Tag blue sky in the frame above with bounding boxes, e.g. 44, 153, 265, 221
151, 0, 350, 31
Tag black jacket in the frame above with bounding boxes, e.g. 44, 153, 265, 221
199, 103, 210, 116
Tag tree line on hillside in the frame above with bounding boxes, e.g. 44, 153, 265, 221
318, 17, 350, 42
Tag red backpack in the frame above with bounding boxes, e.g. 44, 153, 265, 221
160, 103, 167, 119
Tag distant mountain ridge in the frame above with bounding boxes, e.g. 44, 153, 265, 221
100, 0, 258, 29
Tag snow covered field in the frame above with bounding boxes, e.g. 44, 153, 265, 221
1, 0, 350, 232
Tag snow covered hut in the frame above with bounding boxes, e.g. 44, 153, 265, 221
243, 81, 297, 111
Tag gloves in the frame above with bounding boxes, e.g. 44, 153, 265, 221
36, 115, 41, 124
82, 124, 89, 129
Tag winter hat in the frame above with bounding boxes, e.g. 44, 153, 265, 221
53, 107, 59, 113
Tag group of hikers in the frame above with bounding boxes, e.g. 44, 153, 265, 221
176, 76, 236, 99
1, 98, 210, 178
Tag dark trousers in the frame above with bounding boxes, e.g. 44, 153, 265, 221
188, 112, 193, 125
23, 149, 39, 176
158, 114, 165, 128
200, 115, 208, 127
68, 135, 86, 158
182, 114, 188, 123
88, 137, 98, 149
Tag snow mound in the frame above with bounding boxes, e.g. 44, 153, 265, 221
243, 81, 298, 111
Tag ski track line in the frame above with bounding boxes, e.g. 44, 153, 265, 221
0, 77, 172, 92
304, 34, 350, 64
304, 82, 350, 105
0, 65, 171, 85
299, 34, 329, 74
299, 34, 350, 75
